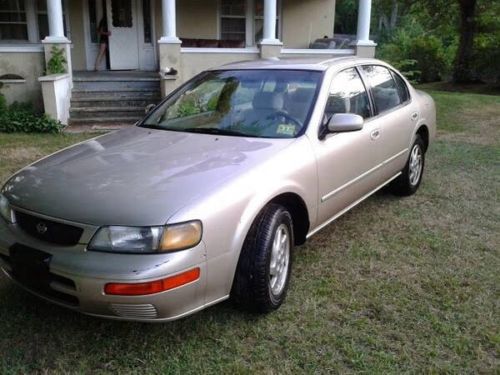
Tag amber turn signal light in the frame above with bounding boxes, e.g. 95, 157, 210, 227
104, 268, 200, 296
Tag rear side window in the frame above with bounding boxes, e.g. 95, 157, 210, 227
324, 68, 371, 119
361, 65, 403, 114
392, 72, 410, 103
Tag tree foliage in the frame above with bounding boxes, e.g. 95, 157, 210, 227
335, 0, 499, 83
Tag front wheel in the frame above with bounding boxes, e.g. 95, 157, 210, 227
231, 204, 293, 313
391, 135, 425, 196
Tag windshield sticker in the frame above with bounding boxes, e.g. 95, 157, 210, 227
277, 124, 296, 136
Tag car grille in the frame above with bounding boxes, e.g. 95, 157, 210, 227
15, 211, 83, 246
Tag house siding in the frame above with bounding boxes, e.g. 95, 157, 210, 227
69, 0, 87, 71
282, 0, 336, 48
0, 51, 44, 109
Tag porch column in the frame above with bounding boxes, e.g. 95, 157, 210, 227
259, 0, 282, 59
42, 0, 72, 79
158, 0, 182, 97
160, 0, 180, 43
45, 0, 67, 42
353, 0, 376, 57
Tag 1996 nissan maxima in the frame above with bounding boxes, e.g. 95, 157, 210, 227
0, 58, 436, 321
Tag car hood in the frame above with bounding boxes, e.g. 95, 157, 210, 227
2, 127, 295, 226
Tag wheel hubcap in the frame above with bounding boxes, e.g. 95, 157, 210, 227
409, 144, 423, 186
269, 224, 290, 296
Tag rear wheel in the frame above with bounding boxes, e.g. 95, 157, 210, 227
391, 135, 425, 196
231, 204, 293, 313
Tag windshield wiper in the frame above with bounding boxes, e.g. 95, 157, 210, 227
140, 124, 163, 130
181, 127, 257, 137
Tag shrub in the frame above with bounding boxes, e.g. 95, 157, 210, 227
46, 46, 67, 75
377, 16, 455, 83
0, 92, 6, 113
0, 94, 62, 133
407, 35, 450, 83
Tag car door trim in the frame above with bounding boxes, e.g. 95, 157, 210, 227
320, 148, 408, 203
309, 172, 402, 239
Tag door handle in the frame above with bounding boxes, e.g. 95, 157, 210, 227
411, 112, 419, 121
370, 129, 381, 140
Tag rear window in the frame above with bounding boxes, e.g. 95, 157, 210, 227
392, 72, 410, 103
361, 65, 403, 114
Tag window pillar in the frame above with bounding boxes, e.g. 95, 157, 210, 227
245, 0, 255, 47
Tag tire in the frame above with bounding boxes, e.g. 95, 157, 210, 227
391, 135, 426, 196
231, 204, 294, 313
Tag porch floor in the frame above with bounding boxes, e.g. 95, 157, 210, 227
73, 70, 160, 82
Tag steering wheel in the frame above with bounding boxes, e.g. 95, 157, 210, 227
267, 110, 303, 128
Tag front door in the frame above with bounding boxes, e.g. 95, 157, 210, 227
106, 0, 139, 70
315, 67, 384, 226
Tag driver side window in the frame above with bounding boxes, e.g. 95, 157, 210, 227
325, 68, 371, 120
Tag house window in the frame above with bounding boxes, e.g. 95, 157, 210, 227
219, 0, 281, 46
254, 0, 280, 43
88, 0, 98, 43
143, 0, 151, 44
0, 0, 28, 41
36, 0, 69, 41
220, 0, 246, 41
111, 0, 133, 28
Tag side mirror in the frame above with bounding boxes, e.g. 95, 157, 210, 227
145, 104, 156, 114
327, 113, 364, 133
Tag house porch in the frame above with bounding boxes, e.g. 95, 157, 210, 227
0, 0, 376, 125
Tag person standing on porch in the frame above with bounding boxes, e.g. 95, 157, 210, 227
94, 17, 111, 71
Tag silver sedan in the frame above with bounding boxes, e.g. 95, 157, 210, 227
0, 58, 436, 321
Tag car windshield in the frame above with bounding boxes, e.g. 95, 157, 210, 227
141, 69, 322, 138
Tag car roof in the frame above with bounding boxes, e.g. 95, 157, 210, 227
212, 57, 384, 72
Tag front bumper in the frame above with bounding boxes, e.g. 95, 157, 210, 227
0, 212, 208, 322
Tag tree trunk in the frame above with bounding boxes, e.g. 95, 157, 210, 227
453, 0, 477, 83
389, 0, 399, 30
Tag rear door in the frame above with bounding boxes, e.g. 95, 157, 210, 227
359, 65, 416, 181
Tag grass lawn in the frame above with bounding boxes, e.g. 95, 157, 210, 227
0, 90, 499, 373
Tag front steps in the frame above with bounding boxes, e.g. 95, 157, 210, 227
69, 72, 162, 128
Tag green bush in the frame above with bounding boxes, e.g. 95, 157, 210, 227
0, 92, 6, 112
46, 46, 67, 75
377, 16, 455, 84
0, 94, 62, 133
408, 35, 451, 83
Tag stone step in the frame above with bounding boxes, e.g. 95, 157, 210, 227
73, 80, 160, 92
70, 106, 145, 119
73, 76, 159, 83
71, 97, 161, 109
72, 89, 161, 99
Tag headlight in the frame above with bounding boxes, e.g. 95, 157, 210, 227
0, 194, 15, 224
88, 221, 202, 254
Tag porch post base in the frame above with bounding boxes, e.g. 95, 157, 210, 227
158, 40, 182, 97
259, 42, 283, 59
353, 41, 377, 58
42, 38, 73, 82
160, 75, 178, 98
38, 73, 72, 125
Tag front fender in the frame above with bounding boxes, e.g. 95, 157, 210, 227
167, 137, 318, 304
